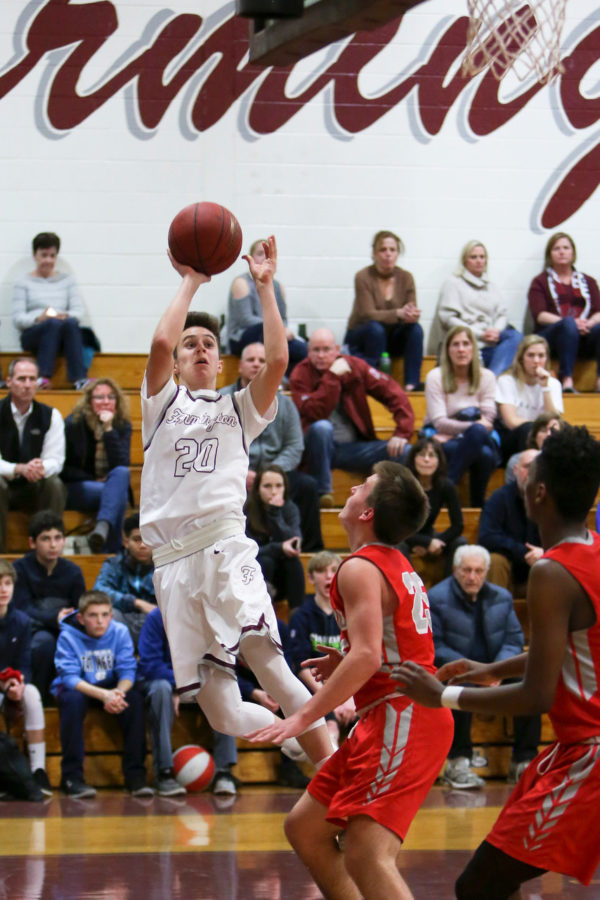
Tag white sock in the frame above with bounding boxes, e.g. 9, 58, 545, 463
28, 741, 45, 772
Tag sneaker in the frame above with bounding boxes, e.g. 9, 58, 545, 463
61, 778, 97, 799
155, 769, 186, 797
74, 378, 95, 391
87, 531, 106, 554
507, 760, 532, 784
33, 769, 53, 797
470, 751, 487, 768
319, 493, 335, 509
127, 780, 154, 797
211, 772, 237, 796
37, 377, 51, 390
442, 757, 485, 790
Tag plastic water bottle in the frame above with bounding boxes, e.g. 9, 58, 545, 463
379, 352, 392, 375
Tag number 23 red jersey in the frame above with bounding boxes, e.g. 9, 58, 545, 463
330, 543, 436, 711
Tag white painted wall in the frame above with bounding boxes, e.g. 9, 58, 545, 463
1, 0, 599, 355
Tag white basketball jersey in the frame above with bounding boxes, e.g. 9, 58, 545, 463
140, 375, 276, 548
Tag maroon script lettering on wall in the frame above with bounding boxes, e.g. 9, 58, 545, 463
1, 0, 599, 228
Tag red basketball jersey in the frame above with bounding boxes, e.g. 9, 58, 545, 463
330, 543, 436, 711
544, 531, 600, 743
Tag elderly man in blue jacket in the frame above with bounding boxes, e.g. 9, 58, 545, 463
428, 544, 540, 790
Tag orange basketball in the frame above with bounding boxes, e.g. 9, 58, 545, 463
173, 744, 215, 792
168, 201, 243, 275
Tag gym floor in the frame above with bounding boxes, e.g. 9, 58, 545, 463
0, 784, 597, 898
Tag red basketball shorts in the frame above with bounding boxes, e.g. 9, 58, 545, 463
487, 740, 600, 885
308, 696, 453, 840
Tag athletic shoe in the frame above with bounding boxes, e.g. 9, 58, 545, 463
126, 779, 154, 797
442, 757, 485, 790
278, 756, 309, 789
37, 377, 51, 390
319, 493, 335, 509
87, 531, 106, 554
211, 772, 237, 796
154, 769, 186, 797
74, 378, 95, 391
507, 760, 532, 784
61, 778, 97, 799
33, 769, 53, 797
470, 751, 487, 768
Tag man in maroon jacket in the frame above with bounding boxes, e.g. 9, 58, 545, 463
290, 328, 414, 506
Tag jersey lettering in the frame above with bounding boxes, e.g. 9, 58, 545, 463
402, 571, 432, 635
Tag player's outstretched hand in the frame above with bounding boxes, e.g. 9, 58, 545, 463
391, 660, 444, 708
246, 710, 305, 745
167, 249, 211, 285
244, 235, 277, 286
301, 645, 344, 683
436, 658, 501, 686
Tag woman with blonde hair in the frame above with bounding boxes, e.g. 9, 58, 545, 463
433, 240, 521, 374
423, 326, 499, 506
61, 378, 131, 552
496, 334, 563, 461
344, 230, 423, 390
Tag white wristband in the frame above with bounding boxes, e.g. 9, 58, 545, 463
440, 686, 464, 710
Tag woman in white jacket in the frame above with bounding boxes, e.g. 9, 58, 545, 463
433, 241, 521, 375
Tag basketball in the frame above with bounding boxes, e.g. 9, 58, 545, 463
168, 202, 243, 275
173, 744, 216, 792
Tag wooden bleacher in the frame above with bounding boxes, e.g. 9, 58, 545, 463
2, 350, 598, 785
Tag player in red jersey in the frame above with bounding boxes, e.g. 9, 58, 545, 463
248, 460, 454, 899
394, 424, 600, 898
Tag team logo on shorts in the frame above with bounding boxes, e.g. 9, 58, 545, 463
241, 565, 256, 584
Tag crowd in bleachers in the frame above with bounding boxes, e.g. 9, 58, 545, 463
1, 226, 600, 800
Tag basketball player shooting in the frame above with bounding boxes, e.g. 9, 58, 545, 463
248, 461, 454, 900
394, 425, 600, 898
138, 236, 332, 769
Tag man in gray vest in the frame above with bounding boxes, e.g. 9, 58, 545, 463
0, 358, 66, 551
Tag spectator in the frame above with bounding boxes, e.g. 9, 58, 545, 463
244, 466, 305, 611
62, 378, 131, 553
528, 231, 600, 392
423, 326, 500, 506
344, 230, 423, 389
428, 545, 540, 789
505, 411, 563, 484
93, 513, 156, 649
0, 357, 66, 552
13, 511, 85, 703
227, 238, 307, 375
432, 240, 521, 375
496, 335, 563, 462
478, 449, 543, 593
290, 328, 414, 506
12, 232, 92, 390
288, 551, 356, 752
51, 590, 152, 799
400, 437, 466, 579
0, 559, 51, 799
138, 606, 238, 798
221, 342, 323, 551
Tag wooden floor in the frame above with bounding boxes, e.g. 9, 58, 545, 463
1, 784, 598, 898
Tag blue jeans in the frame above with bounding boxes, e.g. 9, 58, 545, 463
229, 323, 307, 376
480, 327, 522, 376
441, 424, 500, 506
304, 419, 407, 493
64, 465, 129, 552
345, 320, 424, 384
58, 684, 147, 785
144, 679, 237, 774
20, 316, 87, 382
537, 317, 600, 378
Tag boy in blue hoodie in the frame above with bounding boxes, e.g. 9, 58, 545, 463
52, 589, 152, 799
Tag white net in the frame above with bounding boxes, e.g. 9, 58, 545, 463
463, 0, 568, 83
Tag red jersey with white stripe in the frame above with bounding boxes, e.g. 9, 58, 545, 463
330, 543, 436, 711
544, 531, 600, 743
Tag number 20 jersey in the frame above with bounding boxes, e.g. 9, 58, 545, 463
330, 543, 437, 711
139, 376, 275, 549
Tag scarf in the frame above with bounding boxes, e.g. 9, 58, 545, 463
546, 267, 591, 319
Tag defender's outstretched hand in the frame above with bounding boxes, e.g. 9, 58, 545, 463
391, 660, 445, 708
244, 235, 277, 286
301, 645, 344, 684
436, 658, 501, 686
246, 710, 305, 745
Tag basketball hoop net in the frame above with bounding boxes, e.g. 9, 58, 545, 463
462, 0, 567, 83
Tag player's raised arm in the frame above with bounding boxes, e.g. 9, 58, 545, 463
146, 252, 211, 398
244, 236, 288, 416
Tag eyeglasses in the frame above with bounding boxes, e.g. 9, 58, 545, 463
92, 393, 117, 402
